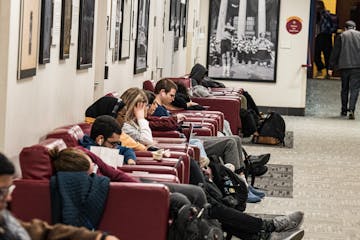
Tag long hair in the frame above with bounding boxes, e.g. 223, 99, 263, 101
121, 87, 148, 123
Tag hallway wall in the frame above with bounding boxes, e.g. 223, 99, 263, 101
198, 0, 311, 110
0, 0, 195, 159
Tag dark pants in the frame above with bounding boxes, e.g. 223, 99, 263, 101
165, 183, 207, 209
314, 33, 333, 71
341, 69, 360, 112
210, 203, 263, 239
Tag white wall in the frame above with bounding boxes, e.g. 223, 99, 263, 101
1, 0, 97, 159
198, 0, 310, 109
0, 1, 11, 152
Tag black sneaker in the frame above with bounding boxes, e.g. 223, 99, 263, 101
246, 154, 271, 167
349, 111, 355, 120
341, 111, 347, 117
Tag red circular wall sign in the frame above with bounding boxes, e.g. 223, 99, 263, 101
286, 16, 303, 35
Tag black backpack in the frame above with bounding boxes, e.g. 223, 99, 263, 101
240, 109, 259, 137
208, 157, 248, 212
168, 204, 223, 240
254, 112, 286, 145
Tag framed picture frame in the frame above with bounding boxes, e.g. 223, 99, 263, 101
17, 0, 41, 79
59, 0, 72, 59
112, 0, 122, 61
77, 0, 95, 69
134, 0, 150, 74
119, 0, 132, 60
39, 0, 53, 64
173, 0, 180, 51
169, 0, 176, 31
207, 0, 280, 82
182, 0, 189, 47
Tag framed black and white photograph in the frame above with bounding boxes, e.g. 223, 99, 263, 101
18, 0, 40, 79
183, 0, 189, 47
169, 0, 177, 31
119, 0, 132, 60
77, 0, 95, 69
207, 0, 280, 82
179, 2, 185, 37
59, 0, 72, 59
39, 0, 53, 64
112, 0, 122, 61
134, 0, 150, 74
173, 0, 180, 51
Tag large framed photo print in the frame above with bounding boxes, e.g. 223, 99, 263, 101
59, 0, 72, 59
77, 0, 95, 69
207, 0, 280, 82
134, 0, 150, 74
18, 0, 41, 79
39, 0, 53, 64
120, 0, 132, 60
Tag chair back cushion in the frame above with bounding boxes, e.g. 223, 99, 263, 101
20, 138, 66, 179
143, 80, 155, 92
46, 125, 84, 147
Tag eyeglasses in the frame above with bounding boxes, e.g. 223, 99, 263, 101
105, 140, 121, 148
0, 185, 15, 201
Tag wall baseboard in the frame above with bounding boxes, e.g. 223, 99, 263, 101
258, 106, 305, 116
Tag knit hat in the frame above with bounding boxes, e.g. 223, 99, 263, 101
345, 20, 356, 29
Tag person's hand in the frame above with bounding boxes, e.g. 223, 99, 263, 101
134, 102, 146, 119
186, 101, 199, 107
328, 70, 333, 77
127, 159, 136, 165
96, 234, 119, 240
176, 113, 186, 122
105, 236, 119, 240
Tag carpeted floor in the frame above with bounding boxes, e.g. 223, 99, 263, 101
251, 164, 293, 198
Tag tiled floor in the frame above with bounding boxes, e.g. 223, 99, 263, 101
234, 78, 360, 239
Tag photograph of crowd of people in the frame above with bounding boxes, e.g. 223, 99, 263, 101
207, 0, 280, 82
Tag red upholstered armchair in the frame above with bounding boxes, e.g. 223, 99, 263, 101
11, 179, 170, 240
21, 137, 180, 183
143, 79, 242, 135
44, 126, 190, 183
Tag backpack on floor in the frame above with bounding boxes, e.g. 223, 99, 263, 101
240, 109, 259, 137
167, 204, 223, 240
253, 112, 285, 145
208, 157, 248, 212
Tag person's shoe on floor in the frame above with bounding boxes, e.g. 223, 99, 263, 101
249, 185, 265, 198
247, 189, 262, 203
272, 211, 304, 232
349, 110, 355, 120
270, 229, 304, 240
315, 70, 323, 78
341, 111, 347, 117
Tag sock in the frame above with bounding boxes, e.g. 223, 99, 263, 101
237, 173, 249, 188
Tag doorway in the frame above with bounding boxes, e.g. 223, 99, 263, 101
307, 0, 360, 79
